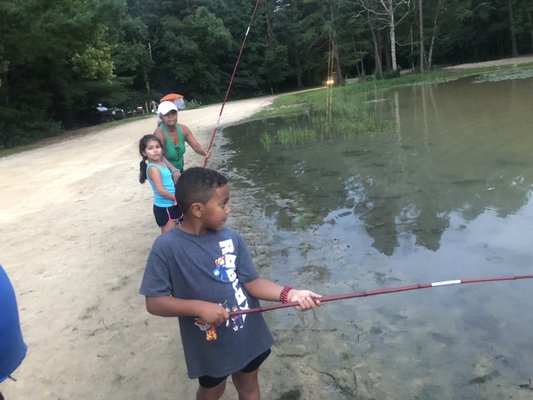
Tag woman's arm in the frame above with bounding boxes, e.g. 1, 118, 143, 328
161, 157, 181, 182
155, 127, 181, 181
244, 278, 321, 310
147, 166, 175, 201
146, 296, 229, 325
181, 124, 212, 158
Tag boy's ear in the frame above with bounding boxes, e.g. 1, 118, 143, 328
189, 202, 203, 218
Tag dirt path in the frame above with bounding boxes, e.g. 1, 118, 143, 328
444, 55, 533, 69
0, 96, 278, 400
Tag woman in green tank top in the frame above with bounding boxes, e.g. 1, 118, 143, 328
154, 101, 211, 181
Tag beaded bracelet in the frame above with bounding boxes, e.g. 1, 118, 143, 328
279, 285, 293, 303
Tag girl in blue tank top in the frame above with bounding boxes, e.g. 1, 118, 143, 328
139, 135, 182, 233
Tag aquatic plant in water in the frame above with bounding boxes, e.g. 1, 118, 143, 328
260, 89, 391, 149
472, 68, 533, 83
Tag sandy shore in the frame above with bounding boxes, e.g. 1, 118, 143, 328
0, 96, 280, 400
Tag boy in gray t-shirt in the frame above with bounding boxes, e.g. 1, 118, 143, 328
140, 167, 321, 399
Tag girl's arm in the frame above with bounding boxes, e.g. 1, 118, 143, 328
182, 124, 212, 158
146, 296, 229, 326
244, 278, 321, 311
147, 166, 175, 201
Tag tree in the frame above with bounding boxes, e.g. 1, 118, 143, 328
157, 7, 232, 100
0, 0, 119, 145
273, 0, 331, 88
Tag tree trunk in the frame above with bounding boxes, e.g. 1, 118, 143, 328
144, 71, 151, 93
427, 0, 443, 69
508, 0, 518, 57
410, 27, 415, 70
367, 8, 383, 77
370, 27, 382, 77
418, 0, 425, 71
527, 11, 533, 50
144, 42, 153, 94
352, 37, 362, 77
329, 1, 343, 84
295, 52, 303, 88
384, 32, 392, 71
379, 0, 398, 71
387, 0, 398, 71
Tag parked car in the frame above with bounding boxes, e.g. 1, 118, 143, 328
107, 107, 126, 120
127, 106, 146, 117
77, 104, 125, 126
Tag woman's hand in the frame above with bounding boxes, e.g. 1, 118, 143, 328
287, 289, 322, 311
171, 169, 181, 183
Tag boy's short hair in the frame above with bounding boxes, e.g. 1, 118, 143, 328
176, 167, 228, 212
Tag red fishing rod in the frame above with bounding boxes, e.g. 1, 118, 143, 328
203, 0, 262, 168
230, 274, 533, 317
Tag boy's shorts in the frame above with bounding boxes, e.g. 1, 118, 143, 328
198, 349, 271, 389
153, 204, 182, 227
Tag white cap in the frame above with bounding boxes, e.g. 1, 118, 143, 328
158, 101, 178, 115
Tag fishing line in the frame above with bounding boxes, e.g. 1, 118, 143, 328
203, 0, 262, 168
229, 274, 533, 317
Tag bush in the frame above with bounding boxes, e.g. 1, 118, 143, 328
0, 106, 62, 150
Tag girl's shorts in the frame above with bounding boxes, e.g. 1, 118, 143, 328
198, 349, 271, 389
153, 204, 182, 227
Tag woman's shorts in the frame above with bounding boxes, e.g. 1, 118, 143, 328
198, 349, 271, 389
153, 204, 182, 227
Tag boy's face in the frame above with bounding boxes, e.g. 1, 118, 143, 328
202, 184, 231, 231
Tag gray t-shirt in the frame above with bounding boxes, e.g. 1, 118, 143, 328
139, 227, 274, 378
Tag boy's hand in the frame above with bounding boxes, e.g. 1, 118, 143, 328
288, 289, 322, 311
198, 302, 229, 326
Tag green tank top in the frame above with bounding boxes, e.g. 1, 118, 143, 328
161, 123, 186, 170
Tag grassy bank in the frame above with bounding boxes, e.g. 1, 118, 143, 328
255, 63, 533, 147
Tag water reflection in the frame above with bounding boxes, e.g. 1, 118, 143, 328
223, 76, 533, 255
220, 75, 533, 399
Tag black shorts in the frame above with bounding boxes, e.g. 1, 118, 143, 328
153, 204, 182, 227
198, 349, 271, 389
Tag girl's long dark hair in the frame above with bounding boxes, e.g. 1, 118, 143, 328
139, 134, 162, 184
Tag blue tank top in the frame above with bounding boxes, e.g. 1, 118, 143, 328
146, 162, 175, 207
0, 265, 27, 382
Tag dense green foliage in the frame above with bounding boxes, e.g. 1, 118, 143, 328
1, 0, 532, 148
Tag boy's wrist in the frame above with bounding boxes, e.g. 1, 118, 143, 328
279, 285, 293, 303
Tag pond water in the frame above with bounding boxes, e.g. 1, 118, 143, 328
220, 75, 533, 400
